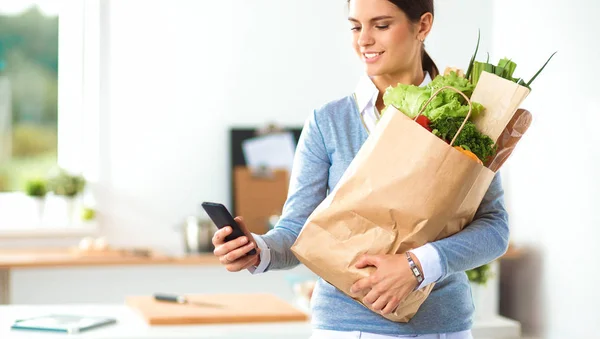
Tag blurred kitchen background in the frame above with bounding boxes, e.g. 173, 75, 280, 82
0, 1, 597, 338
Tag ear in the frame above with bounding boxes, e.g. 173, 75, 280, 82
417, 12, 433, 41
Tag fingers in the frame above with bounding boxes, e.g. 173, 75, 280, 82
225, 252, 259, 272
350, 276, 372, 295
370, 294, 392, 312
362, 286, 383, 305
212, 226, 232, 246
217, 241, 257, 264
213, 233, 248, 256
354, 256, 369, 269
234, 216, 245, 227
364, 291, 400, 315
354, 254, 381, 269
380, 297, 400, 315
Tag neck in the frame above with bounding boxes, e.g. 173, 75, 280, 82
372, 67, 425, 112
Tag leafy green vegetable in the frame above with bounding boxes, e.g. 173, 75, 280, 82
380, 70, 494, 163
431, 116, 496, 162
497, 58, 516, 78
525, 51, 557, 88
428, 70, 476, 98
382, 84, 430, 118
427, 99, 485, 122
465, 29, 480, 80
382, 71, 484, 121
465, 31, 556, 89
425, 72, 485, 121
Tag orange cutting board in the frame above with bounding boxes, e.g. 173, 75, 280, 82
126, 293, 309, 325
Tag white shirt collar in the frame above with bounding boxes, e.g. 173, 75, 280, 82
354, 71, 433, 115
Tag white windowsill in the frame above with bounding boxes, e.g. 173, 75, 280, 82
0, 221, 100, 238
0, 192, 100, 238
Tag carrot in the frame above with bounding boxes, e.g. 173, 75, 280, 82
453, 146, 483, 165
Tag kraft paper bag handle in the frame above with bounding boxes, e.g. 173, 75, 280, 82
413, 86, 473, 146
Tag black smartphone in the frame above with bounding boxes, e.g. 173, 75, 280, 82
201, 202, 257, 255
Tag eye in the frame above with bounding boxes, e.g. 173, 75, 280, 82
375, 25, 389, 30
350, 26, 361, 32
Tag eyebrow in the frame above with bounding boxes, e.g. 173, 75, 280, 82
348, 15, 394, 23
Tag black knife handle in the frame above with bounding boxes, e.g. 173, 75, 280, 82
154, 293, 186, 303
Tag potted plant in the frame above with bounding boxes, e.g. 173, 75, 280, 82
24, 177, 47, 220
45, 168, 86, 224
466, 263, 493, 286
46, 168, 85, 197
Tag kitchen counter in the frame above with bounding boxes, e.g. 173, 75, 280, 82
0, 245, 523, 305
0, 304, 521, 339
0, 248, 218, 305
0, 248, 218, 269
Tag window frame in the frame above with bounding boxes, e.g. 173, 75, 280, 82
0, 0, 105, 237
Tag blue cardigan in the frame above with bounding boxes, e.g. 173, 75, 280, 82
258, 94, 510, 335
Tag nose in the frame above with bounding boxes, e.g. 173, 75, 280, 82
357, 28, 374, 47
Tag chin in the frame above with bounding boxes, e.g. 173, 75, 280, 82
364, 65, 386, 77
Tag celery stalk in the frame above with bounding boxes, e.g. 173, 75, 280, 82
471, 61, 484, 86
498, 58, 517, 78
495, 66, 505, 76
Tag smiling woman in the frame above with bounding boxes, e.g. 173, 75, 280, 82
347, 0, 439, 114
210, 0, 509, 338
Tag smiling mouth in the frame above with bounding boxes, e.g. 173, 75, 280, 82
364, 52, 384, 60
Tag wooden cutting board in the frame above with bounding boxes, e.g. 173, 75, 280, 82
126, 293, 309, 325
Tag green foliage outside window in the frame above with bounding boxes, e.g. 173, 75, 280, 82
0, 5, 59, 192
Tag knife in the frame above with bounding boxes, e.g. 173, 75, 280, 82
153, 293, 223, 308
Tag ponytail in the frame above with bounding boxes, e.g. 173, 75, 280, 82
422, 49, 439, 78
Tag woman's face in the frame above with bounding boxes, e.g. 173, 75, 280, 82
348, 0, 425, 77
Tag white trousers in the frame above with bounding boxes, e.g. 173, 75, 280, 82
309, 329, 473, 339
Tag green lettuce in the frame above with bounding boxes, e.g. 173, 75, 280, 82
381, 71, 484, 121
428, 70, 475, 98
382, 84, 431, 119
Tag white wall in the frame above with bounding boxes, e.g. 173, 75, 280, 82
428, 0, 494, 73
491, 0, 600, 338
95, 0, 493, 252
97, 0, 360, 251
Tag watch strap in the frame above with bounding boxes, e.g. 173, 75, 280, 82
406, 252, 424, 285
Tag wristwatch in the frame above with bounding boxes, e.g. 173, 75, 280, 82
406, 252, 424, 285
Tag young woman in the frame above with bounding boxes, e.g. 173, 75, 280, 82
212, 0, 509, 338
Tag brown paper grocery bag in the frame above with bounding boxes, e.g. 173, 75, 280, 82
471, 71, 530, 143
291, 87, 498, 322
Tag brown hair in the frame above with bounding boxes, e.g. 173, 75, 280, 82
349, 0, 439, 78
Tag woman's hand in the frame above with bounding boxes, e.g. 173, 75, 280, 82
350, 253, 422, 315
212, 216, 260, 272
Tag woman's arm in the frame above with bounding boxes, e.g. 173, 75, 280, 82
255, 109, 331, 272
427, 172, 510, 280
349, 172, 510, 314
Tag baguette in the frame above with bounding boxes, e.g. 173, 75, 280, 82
486, 108, 532, 172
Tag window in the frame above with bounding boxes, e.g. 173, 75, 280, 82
0, 0, 101, 233
0, 2, 59, 192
